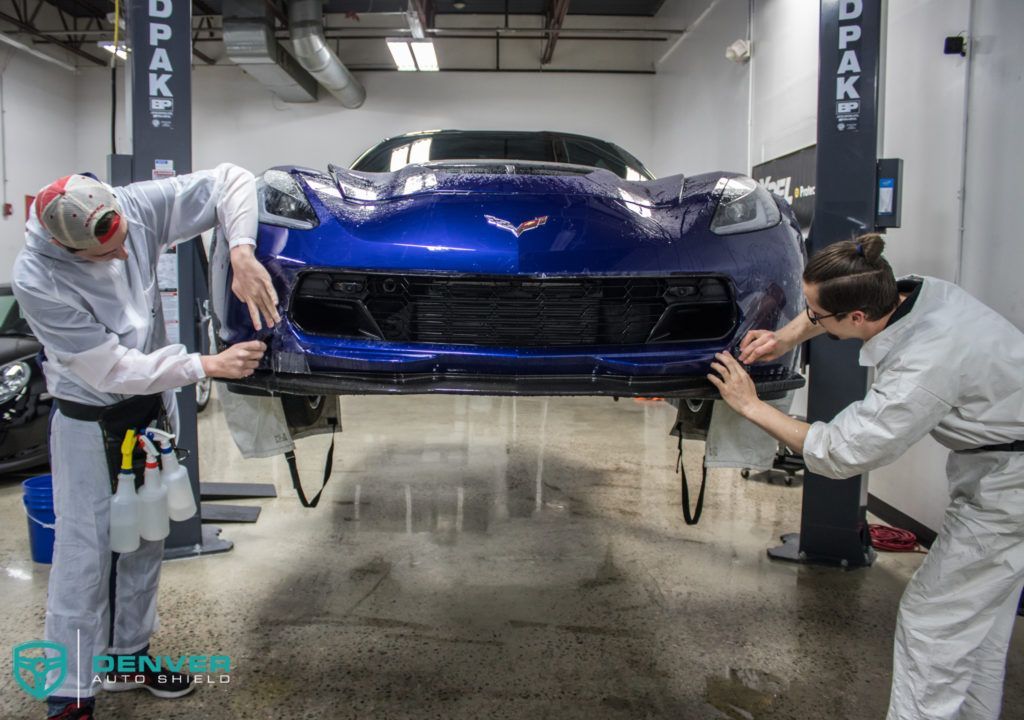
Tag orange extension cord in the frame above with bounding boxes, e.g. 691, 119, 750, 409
870, 524, 927, 553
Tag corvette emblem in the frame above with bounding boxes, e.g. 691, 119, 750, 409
485, 214, 548, 238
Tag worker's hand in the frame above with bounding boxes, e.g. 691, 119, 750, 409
708, 351, 761, 418
201, 340, 267, 380
230, 245, 280, 331
738, 329, 786, 364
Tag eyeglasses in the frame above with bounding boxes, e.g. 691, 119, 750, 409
805, 305, 846, 325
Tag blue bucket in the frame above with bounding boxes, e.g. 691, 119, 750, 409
22, 474, 55, 564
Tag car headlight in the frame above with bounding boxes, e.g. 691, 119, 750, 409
258, 170, 318, 229
0, 361, 30, 405
710, 177, 782, 235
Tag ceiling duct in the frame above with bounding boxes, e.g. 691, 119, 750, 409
288, 0, 366, 109
223, 0, 318, 103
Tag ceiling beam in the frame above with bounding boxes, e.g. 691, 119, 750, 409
264, 0, 287, 28
542, 0, 569, 65
190, 12, 215, 65
69, 0, 108, 18
407, 0, 435, 37
192, 0, 217, 15
0, 8, 105, 65
28, 0, 44, 25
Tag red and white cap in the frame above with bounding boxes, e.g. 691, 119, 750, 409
35, 174, 123, 250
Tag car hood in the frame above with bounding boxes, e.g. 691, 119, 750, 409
323, 161, 687, 208
257, 169, 742, 276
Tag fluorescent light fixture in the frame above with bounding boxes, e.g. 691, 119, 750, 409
98, 40, 129, 60
387, 38, 439, 72
410, 41, 438, 71
387, 39, 417, 71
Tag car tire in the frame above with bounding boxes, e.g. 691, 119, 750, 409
281, 394, 327, 429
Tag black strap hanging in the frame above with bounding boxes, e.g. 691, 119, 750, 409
676, 432, 708, 525
285, 418, 338, 508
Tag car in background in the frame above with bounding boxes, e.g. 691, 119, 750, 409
0, 277, 214, 478
209, 129, 805, 406
0, 285, 51, 473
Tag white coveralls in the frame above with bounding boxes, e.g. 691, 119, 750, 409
11, 164, 258, 700
802, 276, 1024, 720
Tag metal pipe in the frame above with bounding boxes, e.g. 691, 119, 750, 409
656, 0, 722, 67
223, 0, 318, 103
288, 0, 365, 108
954, 0, 975, 287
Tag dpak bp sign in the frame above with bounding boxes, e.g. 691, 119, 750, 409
131, 0, 191, 134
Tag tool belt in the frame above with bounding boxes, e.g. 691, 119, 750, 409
956, 440, 1024, 455
56, 394, 170, 481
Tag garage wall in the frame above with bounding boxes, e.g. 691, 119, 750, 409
748, 0, 818, 166
0, 51, 78, 283
651, 0, 818, 179
650, 0, 750, 179
867, 0, 972, 535
959, 1, 1024, 329
73, 66, 655, 185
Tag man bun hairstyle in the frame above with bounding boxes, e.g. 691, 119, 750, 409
803, 233, 899, 321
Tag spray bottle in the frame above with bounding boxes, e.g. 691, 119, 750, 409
148, 428, 196, 522
110, 429, 141, 553
137, 434, 169, 541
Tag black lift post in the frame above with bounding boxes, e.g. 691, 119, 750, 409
768, 0, 886, 568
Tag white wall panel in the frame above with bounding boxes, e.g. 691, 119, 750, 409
749, 0, 818, 166
960, 1, 1024, 329
0, 52, 77, 282
869, 0, 971, 534
74, 67, 654, 182
651, 0, 750, 178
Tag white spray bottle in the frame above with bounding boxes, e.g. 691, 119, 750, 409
137, 434, 169, 541
148, 428, 196, 522
110, 429, 141, 553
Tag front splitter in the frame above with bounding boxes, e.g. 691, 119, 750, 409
224, 369, 805, 400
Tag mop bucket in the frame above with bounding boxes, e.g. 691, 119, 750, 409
22, 474, 55, 564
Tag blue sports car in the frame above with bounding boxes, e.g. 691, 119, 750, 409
210, 130, 805, 400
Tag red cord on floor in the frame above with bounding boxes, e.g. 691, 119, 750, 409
870, 524, 925, 552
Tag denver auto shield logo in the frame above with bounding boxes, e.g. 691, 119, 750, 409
13, 641, 67, 700
485, 214, 548, 238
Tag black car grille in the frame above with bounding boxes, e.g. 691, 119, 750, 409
291, 272, 736, 347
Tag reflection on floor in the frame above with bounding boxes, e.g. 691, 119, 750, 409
1, 391, 1021, 719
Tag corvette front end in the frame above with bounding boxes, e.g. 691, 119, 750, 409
210, 131, 806, 400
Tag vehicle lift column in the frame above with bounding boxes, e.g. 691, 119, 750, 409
768, 0, 887, 567
113, 1, 275, 558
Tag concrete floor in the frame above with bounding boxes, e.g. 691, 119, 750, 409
1, 392, 1022, 719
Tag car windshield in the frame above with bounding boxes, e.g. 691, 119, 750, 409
351, 131, 653, 181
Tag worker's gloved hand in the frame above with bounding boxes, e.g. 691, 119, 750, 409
738, 329, 786, 364
201, 340, 267, 380
708, 351, 760, 418
230, 245, 281, 331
